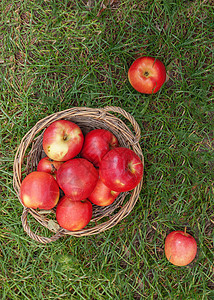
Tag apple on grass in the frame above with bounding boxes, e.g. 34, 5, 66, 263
42, 119, 84, 162
56, 158, 99, 201
99, 147, 143, 192
164, 229, 197, 266
20, 171, 60, 209
128, 56, 166, 94
37, 156, 64, 178
88, 177, 120, 206
56, 196, 92, 231
80, 129, 119, 167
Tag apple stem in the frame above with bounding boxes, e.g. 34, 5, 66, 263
51, 163, 57, 174
184, 226, 187, 236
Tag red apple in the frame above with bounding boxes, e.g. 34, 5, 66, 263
42, 119, 84, 161
128, 56, 166, 94
88, 177, 120, 206
20, 171, 60, 209
56, 196, 92, 231
56, 158, 99, 201
37, 156, 64, 178
99, 147, 143, 192
165, 230, 197, 266
80, 129, 119, 167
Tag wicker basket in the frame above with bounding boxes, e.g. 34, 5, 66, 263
13, 106, 144, 244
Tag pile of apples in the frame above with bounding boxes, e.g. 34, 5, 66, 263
20, 119, 144, 231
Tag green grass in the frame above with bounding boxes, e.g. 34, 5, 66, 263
0, 0, 213, 298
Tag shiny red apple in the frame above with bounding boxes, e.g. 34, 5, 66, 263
56, 158, 99, 201
165, 230, 197, 266
56, 196, 92, 231
128, 56, 166, 94
37, 156, 64, 178
42, 119, 84, 161
88, 177, 120, 206
80, 129, 119, 167
99, 147, 143, 192
20, 171, 60, 209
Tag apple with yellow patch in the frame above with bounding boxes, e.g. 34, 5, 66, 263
99, 147, 143, 192
43, 120, 84, 161
20, 171, 60, 209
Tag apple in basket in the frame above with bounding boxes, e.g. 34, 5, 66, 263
88, 177, 120, 206
37, 156, 64, 178
80, 129, 119, 167
165, 229, 197, 266
56, 196, 92, 231
56, 158, 99, 201
20, 171, 60, 209
128, 56, 166, 94
43, 119, 84, 161
99, 147, 143, 192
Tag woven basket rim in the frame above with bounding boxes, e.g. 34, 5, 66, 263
13, 106, 144, 244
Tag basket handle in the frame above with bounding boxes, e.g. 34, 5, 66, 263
102, 106, 141, 143
21, 208, 63, 244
